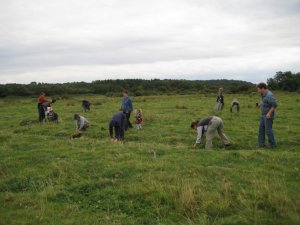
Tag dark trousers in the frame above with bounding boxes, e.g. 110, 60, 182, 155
230, 103, 240, 112
109, 121, 124, 140
38, 103, 45, 122
123, 111, 133, 130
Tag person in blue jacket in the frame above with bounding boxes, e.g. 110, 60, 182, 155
121, 90, 133, 130
109, 112, 127, 141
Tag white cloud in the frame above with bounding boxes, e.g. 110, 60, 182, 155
0, 0, 300, 84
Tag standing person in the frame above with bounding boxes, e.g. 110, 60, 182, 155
191, 116, 230, 149
37, 92, 49, 122
121, 90, 133, 130
109, 112, 126, 141
135, 108, 143, 130
256, 82, 277, 148
215, 87, 224, 111
230, 98, 240, 113
74, 114, 90, 131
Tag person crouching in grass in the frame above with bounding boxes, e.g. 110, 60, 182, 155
74, 114, 90, 132
109, 112, 126, 142
191, 116, 230, 149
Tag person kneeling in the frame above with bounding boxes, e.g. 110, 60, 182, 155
191, 116, 230, 149
46, 107, 58, 122
109, 112, 126, 142
74, 114, 90, 132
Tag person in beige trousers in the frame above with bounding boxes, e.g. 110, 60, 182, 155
191, 116, 230, 149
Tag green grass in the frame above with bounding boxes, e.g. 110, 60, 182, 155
0, 92, 299, 225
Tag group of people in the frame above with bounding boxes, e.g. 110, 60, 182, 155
109, 90, 143, 142
191, 82, 277, 149
215, 87, 240, 113
37, 82, 277, 149
37, 92, 58, 123
37, 90, 143, 141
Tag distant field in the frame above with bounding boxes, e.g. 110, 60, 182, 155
0, 92, 299, 225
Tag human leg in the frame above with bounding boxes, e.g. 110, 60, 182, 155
205, 117, 219, 149
216, 119, 230, 145
266, 118, 276, 147
258, 116, 265, 146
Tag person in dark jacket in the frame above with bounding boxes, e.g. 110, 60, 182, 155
82, 100, 91, 112
109, 112, 127, 141
121, 90, 133, 130
230, 98, 240, 113
191, 116, 230, 149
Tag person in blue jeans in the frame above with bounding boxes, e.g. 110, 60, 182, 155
121, 90, 133, 130
256, 82, 277, 148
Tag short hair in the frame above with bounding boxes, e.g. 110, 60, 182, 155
123, 90, 128, 94
74, 114, 80, 120
190, 121, 198, 129
40, 92, 45, 96
256, 82, 267, 89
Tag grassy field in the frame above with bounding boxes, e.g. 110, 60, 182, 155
0, 92, 299, 225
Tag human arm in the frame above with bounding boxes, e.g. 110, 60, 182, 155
193, 126, 203, 147
266, 95, 277, 118
266, 107, 275, 118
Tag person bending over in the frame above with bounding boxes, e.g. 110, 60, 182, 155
230, 98, 240, 113
74, 114, 90, 131
109, 112, 126, 142
191, 116, 230, 149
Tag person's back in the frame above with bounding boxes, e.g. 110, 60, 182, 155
109, 112, 126, 141
191, 116, 230, 149
111, 112, 125, 123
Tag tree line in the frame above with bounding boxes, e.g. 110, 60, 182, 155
0, 71, 298, 97
0, 79, 255, 97
267, 71, 300, 92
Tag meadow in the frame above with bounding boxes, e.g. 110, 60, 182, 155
0, 92, 299, 225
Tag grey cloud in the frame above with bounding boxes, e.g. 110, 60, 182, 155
0, 0, 299, 83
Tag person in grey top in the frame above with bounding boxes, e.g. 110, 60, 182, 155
256, 82, 277, 148
74, 114, 90, 131
230, 98, 240, 113
191, 116, 230, 149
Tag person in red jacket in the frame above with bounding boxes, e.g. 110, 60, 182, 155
37, 92, 49, 122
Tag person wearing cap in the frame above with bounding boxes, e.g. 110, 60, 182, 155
191, 116, 230, 149
256, 82, 277, 148
109, 112, 127, 141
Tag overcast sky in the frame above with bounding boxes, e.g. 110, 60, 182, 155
0, 0, 300, 84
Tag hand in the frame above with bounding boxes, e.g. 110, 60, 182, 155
192, 144, 197, 148
266, 113, 271, 119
